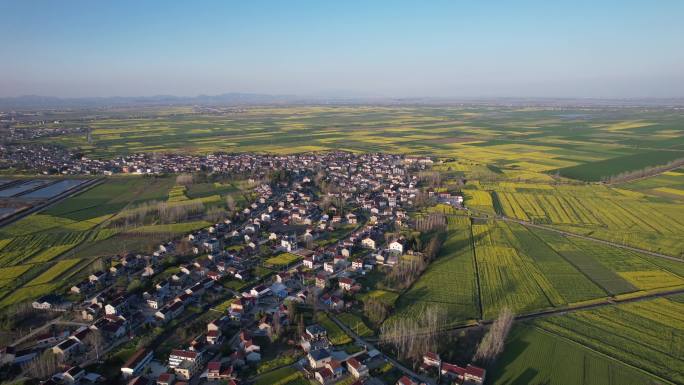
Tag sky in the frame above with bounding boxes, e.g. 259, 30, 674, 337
1, 0, 683, 99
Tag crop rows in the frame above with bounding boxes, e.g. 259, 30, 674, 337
488, 325, 663, 385
532, 229, 637, 295
473, 223, 552, 318
564, 237, 684, 290
28, 259, 82, 286
503, 223, 607, 303
488, 182, 684, 255
395, 219, 479, 323
535, 298, 684, 384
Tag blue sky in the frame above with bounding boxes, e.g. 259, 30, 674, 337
1, 0, 682, 98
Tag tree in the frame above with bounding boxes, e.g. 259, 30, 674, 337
379, 306, 448, 361
176, 174, 194, 186
285, 299, 298, 322
225, 195, 236, 212
363, 298, 389, 325
297, 315, 305, 339
272, 314, 282, 341
84, 329, 104, 361
24, 350, 62, 379
474, 307, 514, 364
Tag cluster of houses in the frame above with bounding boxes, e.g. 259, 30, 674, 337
301, 324, 372, 385
0, 151, 482, 385
420, 352, 485, 385
0, 139, 433, 178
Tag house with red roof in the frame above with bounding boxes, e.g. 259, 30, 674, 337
206, 361, 235, 381
396, 376, 418, 385
338, 277, 354, 291
314, 367, 334, 384
346, 357, 368, 378
156, 372, 174, 385
422, 351, 441, 368
464, 364, 486, 384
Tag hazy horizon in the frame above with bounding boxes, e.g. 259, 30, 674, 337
2, 0, 683, 99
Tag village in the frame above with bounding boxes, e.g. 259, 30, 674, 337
0, 151, 483, 385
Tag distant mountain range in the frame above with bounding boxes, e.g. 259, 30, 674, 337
0, 93, 307, 109
1, 93, 683, 110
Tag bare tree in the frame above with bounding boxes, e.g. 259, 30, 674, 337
474, 307, 514, 363
24, 350, 63, 379
605, 158, 684, 184
225, 195, 236, 212
380, 306, 448, 361
84, 329, 105, 361
364, 298, 390, 325
176, 174, 194, 186
272, 314, 282, 341
415, 213, 447, 233
205, 206, 228, 222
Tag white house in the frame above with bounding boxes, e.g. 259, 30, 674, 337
389, 241, 404, 254
361, 238, 376, 249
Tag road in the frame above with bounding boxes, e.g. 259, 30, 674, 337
328, 312, 436, 385
12, 319, 90, 346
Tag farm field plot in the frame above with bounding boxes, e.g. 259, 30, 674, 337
488, 325, 664, 385
129, 221, 211, 234
473, 222, 554, 318
555, 150, 684, 181
337, 312, 374, 337
22, 179, 87, 199
254, 366, 309, 385
619, 168, 684, 201
0, 180, 51, 197
396, 214, 672, 323
264, 252, 301, 268
533, 298, 684, 384
167, 185, 189, 202
503, 222, 607, 303
0, 265, 32, 280
530, 229, 638, 295
0, 258, 85, 307
360, 289, 399, 307
484, 182, 684, 256
316, 313, 352, 345
42, 107, 684, 182
463, 188, 496, 215
563, 236, 684, 290
0, 176, 250, 308
532, 227, 684, 293
42, 177, 174, 221
395, 216, 480, 323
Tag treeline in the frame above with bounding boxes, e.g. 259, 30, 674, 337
384, 231, 445, 291
380, 306, 449, 361
110, 200, 206, 229
603, 157, 684, 184
474, 307, 514, 364
414, 213, 447, 232
364, 298, 391, 325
